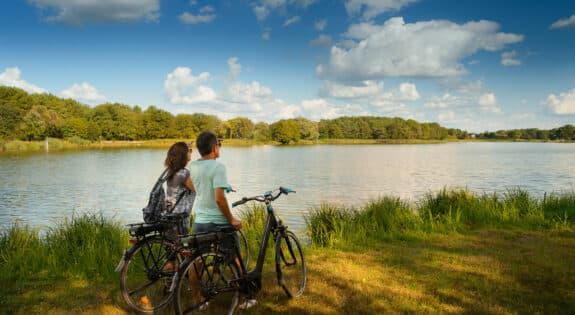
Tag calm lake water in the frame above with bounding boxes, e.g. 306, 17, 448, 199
1, 142, 574, 233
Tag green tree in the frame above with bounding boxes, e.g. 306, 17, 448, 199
253, 122, 270, 141
270, 119, 300, 144
141, 106, 174, 139
294, 117, 319, 140
190, 113, 221, 134
226, 117, 255, 139
18, 106, 47, 140
173, 114, 199, 139
61, 117, 88, 139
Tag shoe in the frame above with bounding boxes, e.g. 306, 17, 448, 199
198, 301, 209, 312
238, 299, 257, 310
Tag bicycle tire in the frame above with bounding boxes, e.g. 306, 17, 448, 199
120, 236, 178, 313
238, 229, 250, 269
275, 230, 307, 298
173, 252, 240, 315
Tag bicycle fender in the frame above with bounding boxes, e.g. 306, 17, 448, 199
114, 250, 127, 272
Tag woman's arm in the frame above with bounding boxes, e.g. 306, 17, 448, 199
185, 176, 195, 193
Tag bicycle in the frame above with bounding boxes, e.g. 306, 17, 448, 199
172, 186, 307, 315
115, 212, 250, 313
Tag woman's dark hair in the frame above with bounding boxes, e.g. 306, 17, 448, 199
165, 141, 190, 174
196, 130, 218, 156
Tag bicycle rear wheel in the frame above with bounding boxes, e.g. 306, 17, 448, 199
120, 236, 177, 313
275, 230, 307, 298
238, 229, 250, 269
174, 252, 240, 315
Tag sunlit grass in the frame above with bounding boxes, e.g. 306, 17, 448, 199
306, 188, 575, 248
1, 191, 574, 314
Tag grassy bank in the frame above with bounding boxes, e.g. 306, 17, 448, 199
306, 188, 575, 248
1, 190, 574, 314
5, 137, 562, 154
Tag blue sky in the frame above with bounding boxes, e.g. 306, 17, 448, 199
0, 0, 574, 132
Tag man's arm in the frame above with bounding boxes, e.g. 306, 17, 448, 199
214, 187, 242, 229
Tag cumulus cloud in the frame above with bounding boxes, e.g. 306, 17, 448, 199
547, 88, 575, 115
501, 50, 521, 66
252, 0, 316, 21
345, 0, 419, 20
254, 6, 270, 21
314, 19, 327, 31
424, 93, 459, 109
479, 93, 502, 114
283, 16, 301, 27
61, 82, 106, 103
179, 12, 215, 24
317, 17, 524, 81
550, 15, 575, 29
438, 111, 455, 121
30, 0, 160, 25
309, 34, 332, 48
164, 67, 216, 105
0, 67, 46, 94
199, 5, 215, 13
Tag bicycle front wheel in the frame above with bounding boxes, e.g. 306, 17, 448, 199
174, 252, 240, 315
275, 230, 307, 298
120, 236, 177, 313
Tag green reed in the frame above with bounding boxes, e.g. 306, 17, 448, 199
306, 188, 575, 248
0, 213, 127, 283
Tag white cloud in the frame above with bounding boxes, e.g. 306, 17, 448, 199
0, 67, 46, 94
323, 80, 419, 102
345, 0, 419, 20
309, 34, 332, 48
501, 50, 521, 66
30, 0, 159, 25
479, 93, 502, 114
60, 82, 106, 103
179, 12, 215, 24
547, 88, 575, 115
550, 15, 575, 29
262, 31, 271, 40
163, 67, 216, 105
314, 19, 327, 31
227, 57, 242, 80
252, 0, 316, 21
424, 93, 459, 109
254, 6, 270, 21
323, 80, 384, 99
283, 16, 301, 27
199, 5, 215, 13
438, 111, 455, 121
317, 17, 524, 81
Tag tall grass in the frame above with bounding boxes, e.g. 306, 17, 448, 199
0, 213, 127, 283
306, 188, 575, 248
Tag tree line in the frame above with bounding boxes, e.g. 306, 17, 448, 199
1, 86, 573, 143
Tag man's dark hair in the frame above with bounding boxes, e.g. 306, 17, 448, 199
196, 130, 218, 156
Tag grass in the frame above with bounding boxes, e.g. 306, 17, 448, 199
1, 190, 574, 314
306, 188, 575, 248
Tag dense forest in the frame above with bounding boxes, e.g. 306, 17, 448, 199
1, 86, 573, 143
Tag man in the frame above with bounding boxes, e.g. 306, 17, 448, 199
189, 130, 257, 310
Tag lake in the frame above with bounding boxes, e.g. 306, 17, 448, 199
1, 142, 574, 233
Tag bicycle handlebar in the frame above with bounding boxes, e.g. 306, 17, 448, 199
231, 186, 296, 208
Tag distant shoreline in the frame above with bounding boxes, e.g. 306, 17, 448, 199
1, 137, 573, 153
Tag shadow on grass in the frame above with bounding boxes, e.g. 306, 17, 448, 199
2, 229, 574, 314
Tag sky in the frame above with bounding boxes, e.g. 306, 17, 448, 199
0, 0, 574, 133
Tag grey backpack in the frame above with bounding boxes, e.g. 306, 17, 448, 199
142, 170, 187, 223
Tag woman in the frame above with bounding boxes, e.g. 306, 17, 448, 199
164, 141, 196, 235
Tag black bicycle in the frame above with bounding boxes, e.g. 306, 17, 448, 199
172, 186, 307, 315
115, 213, 250, 313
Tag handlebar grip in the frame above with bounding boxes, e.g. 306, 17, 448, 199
232, 197, 248, 208
279, 186, 296, 194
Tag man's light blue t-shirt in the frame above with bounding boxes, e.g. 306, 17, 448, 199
189, 159, 229, 225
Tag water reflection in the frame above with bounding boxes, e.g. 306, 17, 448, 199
0, 142, 574, 233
